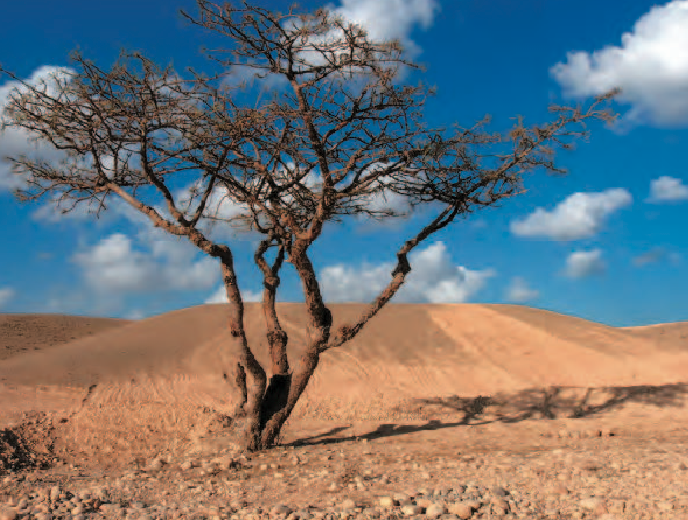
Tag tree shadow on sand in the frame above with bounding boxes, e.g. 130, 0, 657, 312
284, 382, 688, 448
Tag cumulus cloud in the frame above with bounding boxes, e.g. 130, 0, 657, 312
550, 0, 688, 129
3, 52, 424, 234
505, 277, 539, 303
0, 66, 77, 192
222, 0, 440, 94
204, 285, 262, 304
72, 233, 219, 294
320, 241, 495, 303
172, 160, 416, 242
563, 249, 605, 278
646, 176, 688, 203
510, 189, 632, 241
0, 287, 15, 308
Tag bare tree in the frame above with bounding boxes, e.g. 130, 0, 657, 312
0, 0, 620, 452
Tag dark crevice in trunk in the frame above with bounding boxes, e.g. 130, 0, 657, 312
259, 373, 292, 431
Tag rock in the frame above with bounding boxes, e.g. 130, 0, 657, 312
146, 457, 164, 471
271, 505, 293, 515
491, 498, 509, 511
425, 503, 448, 518
491, 486, 508, 497
448, 502, 475, 520
378, 497, 398, 507
401, 504, 423, 515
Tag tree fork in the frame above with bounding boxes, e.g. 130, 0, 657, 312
255, 244, 333, 450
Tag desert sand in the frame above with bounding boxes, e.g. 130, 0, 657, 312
2, 303, 688, 454
1, 303, 688, 519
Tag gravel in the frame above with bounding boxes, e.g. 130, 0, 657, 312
2, 424, 688, 520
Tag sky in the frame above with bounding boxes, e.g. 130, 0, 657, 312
1, 0, 687, 327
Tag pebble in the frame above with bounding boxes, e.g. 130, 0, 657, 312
2, 425, 688, 520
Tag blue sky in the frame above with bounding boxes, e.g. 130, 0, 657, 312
1, 0, 687, 327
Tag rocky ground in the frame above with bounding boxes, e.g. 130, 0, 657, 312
1, 407, 688, 520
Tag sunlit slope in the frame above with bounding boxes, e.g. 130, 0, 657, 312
0, 303, 686, 408
621, 321, 688, 352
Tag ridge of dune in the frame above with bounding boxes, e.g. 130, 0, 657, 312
618, 320, 688, 353
427, 305, 687, 390
0, 304, 235, 388
2, 303, 688, 393
3, 303, 688, 457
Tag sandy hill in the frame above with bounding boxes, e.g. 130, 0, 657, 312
3, 302, 686, 391
1, 303, 688, 465
0, 313, 131, 361
621, 320, 688, 351
2, 302, 688, 392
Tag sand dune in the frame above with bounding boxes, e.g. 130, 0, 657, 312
0, 313, 131, 361
2, 303, 687, 392
620, 320, 688, 352
1, 303, 688, 464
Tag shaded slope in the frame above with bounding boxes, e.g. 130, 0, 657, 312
2, 303, 688, 395
2, 303, 688, 466
0, 314, 132, 361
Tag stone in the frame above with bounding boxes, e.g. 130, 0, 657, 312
378, 497, 397, 507
448, 502, 475, 520
425, 503, 448, 518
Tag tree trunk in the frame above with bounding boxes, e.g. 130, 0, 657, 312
219, 255, 267, 452
258, 346, 320, 448
232, 362, 247, 417
259, 372, 292, 430
251, 242, 331, 450
253, 240, 293, 442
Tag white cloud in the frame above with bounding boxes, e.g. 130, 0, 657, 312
204, 285, 262, 304
550, 0, 688, 129
0, 287, 15, 308
505, 277, 538, 303
0, 66, 77, 192
510, 189, 632, 241
320, 241, 495, 303
222, 0, 440, 95
563, 249, 605, 278
72, 233, 219, 294
346, 162, 415, 218
646, 176, 688, 203
172, 160, 417, 242
323, 0, 438, 59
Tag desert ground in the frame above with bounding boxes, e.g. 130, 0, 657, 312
1, 303, 688, 519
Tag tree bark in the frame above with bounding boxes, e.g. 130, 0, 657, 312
257, 242, 332, 449
232, 362, 247, 417
219, 253, 267, 452
254, 240, 293, 436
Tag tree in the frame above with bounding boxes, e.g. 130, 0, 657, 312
0, 0, 620, 452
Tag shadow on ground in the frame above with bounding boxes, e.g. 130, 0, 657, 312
284, 382, 688, 448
